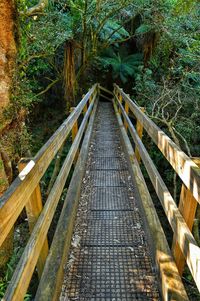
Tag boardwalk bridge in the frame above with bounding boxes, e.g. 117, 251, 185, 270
0, 84, 200, 300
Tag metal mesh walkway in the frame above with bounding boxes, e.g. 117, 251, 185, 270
60, 102, 160, 300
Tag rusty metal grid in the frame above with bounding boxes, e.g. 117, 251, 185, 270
89, 187, 135, 211
61, 102, 160, 301
66, 246, 160, 301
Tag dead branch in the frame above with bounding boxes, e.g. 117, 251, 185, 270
35, 78, 60, 97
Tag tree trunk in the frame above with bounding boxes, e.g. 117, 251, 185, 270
0, 0, 17, 270
0, 0, 17, 109
64, 41, 76, 112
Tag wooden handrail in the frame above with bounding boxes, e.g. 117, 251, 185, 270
114, 84, 200, 205
35, 100, 99, 301
0, 84, 99, 301
0, 84, 97, 248
113, 100, 189, 301
113, 85, 200, 292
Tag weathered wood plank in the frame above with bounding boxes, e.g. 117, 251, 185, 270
83, 103, 87, 115
172, 184, 197, 275
116, 98, 200, 291
3, 95, 96, 301
18, 159, 49, 279
35, 99, 98, 301
124, 102, 129, 131
70, 107, 79, 162
0, 85, 97, 248
135, 107, 145, 163
113, 100, 189, 301
172, 158, 200, 275
114, 84, 200, 205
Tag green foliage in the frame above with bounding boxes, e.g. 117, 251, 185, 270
100, 20, 130, 43
133, 0, 200, 156
135, 24, 152, 35
26, 11, 73, 56
0, 247, 32, 300
99, 48, 143, 83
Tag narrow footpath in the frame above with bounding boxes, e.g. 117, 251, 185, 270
60, 101, 160, 301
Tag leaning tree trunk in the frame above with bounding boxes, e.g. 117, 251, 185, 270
0, 0, 17, 270
64, 41, 76, 113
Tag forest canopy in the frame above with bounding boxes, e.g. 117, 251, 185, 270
12, 0, 199, 155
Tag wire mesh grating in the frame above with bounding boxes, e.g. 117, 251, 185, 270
60, 102, 160, 300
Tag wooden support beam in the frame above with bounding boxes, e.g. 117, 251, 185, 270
172, 185, 197, 275
18, 159, 49, 278
83, 95, 87, 115
70, 107, 78, 142
118, 93, 123, 116
172, 158, 200, 275
83, 105, 87, 115
124, 102, 129, 131
135, 107, 145, 163
113, 100, 189, 301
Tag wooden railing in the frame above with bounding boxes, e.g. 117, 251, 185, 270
113, 84, 200, 297
0, 84, 99, 301
1, 83, 199, 300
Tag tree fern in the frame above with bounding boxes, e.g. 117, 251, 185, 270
99, 48, 143, 83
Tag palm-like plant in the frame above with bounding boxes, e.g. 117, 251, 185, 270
99, 48, 143, 83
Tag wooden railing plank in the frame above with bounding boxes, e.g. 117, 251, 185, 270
3, 93, 97, 301
18, 159, 49, 279
172, 158, 200, 275
99, 85, 113, 96
0, 85, 97, 248
113, 100, 189, 301
172, 184, 197, 275
115, 96, 200, 291
99, 93, 112, 101
114, 84, 200, 205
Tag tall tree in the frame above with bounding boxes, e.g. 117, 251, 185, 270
0, 0, 17, 269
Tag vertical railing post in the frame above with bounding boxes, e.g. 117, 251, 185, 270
118, 92, 123, 116
124, 102, 129, 131
172, 158, 200, 275
18, 159, 49, 278
89, 90, 93, 105
135, 107, 145, 163
83, 103, 87, 115
70, 107, 79, 161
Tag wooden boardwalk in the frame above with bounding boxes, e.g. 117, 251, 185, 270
60, 102, 160, 300
1, 84, 200, 301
